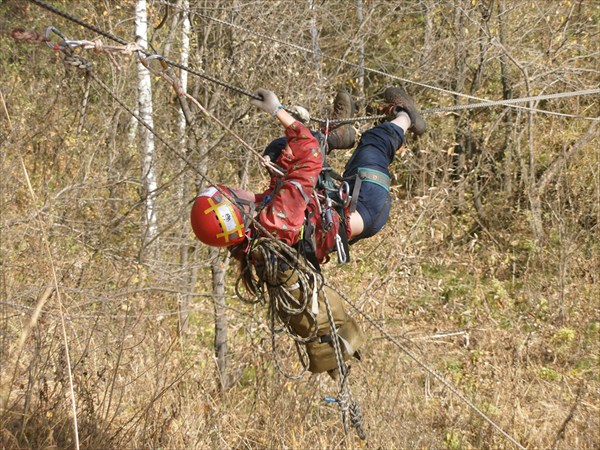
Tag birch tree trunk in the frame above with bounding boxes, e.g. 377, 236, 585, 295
135, 0, 159, 251
177, 0, 193, 337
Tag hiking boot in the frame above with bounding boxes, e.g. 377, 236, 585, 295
327, 124, 356, 150
333, 89, 356, 120
383, 86, 426, 136
327, 89, 356, 150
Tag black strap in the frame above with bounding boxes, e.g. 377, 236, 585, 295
349, 175, 363, 213
318, 334, 332, 344
294, 212, 321, 273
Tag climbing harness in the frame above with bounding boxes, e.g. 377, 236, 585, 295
347, 167, 391, 214
15, 17, 530, 448
42, 33, 364, 434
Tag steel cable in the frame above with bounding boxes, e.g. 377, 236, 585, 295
29, 0, 598, 123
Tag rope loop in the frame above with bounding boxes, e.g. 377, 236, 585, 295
349, 400, 366, 440
138, 53, 170, 77
10, 27, 47, 45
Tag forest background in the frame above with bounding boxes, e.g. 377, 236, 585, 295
1, 0, 598, 449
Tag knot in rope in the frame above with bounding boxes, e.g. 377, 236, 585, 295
11, 27, 48, 45
349, 399, 366, 440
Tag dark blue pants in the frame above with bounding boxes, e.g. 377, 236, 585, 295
343, 122, 405, 241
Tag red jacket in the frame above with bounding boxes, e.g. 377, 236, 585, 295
254, 121, 322, 246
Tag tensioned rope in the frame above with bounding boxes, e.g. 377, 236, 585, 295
155, 0, 599, 121
327, 282, 526, 449
57, 46, 524, 450
27, 0, 259, 98
28, 0, 599, 124
49, 35, 524, 450
11, 25, 307, 275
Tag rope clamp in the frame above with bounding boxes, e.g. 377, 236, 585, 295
339, 181, 350, 208
321, 197, 334, 232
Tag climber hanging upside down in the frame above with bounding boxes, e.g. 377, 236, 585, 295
189, 86, 426, 376
191, 86, 425, 258
258, 87, 426, 253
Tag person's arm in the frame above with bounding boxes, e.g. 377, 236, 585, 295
274, 108, 296, 128
250, 88, 322, 245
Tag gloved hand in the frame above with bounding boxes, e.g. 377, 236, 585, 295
251, 88, 282, 115
289, 105, 310, 124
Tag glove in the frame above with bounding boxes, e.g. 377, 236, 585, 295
251, 88, 281, 115
289, 105, 310, 124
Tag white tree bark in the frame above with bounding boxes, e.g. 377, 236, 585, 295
308, 0, 324, 103
135, 0, 159, 246
177, 0, 192, 337
177, 1, 190, 146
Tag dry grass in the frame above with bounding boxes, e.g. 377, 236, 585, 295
2, 188, 598, 449
1, 2, 599, 448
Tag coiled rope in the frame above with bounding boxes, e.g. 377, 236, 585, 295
15, 23, 368, 439
239, 237, 366, 439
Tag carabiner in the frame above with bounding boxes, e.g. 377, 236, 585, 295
138, 53, 169, 76
45, 26, 70, 51
339, 181, 350, 208
335, 233, 347, 263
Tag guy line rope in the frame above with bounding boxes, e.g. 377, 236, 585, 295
43, 33, 526, 450
22, 26, 368, 439
19, 1, 546, 447
155, 0, 599, 121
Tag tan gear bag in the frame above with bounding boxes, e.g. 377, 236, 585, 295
274, 269, 363, 374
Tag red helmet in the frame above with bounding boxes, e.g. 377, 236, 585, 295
191, 185, 247, 247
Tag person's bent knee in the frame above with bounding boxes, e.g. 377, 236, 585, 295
349, 211, 365, 239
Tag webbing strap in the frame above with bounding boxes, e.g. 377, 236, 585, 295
348, 168, 390, 213
286, 180, 311, 204
349, 176, 362, 214
357, 168, 390, 191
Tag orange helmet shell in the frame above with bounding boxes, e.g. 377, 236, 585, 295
191, 185, 247, 247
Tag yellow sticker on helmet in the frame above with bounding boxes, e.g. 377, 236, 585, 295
204, 197, 244, 243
